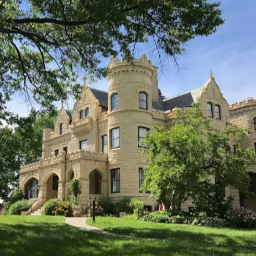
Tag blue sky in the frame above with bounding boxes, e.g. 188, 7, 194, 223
7, 0, 256, 116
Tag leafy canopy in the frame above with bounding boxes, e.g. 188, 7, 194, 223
0, 0, 224, 115
142, 103, 254, 215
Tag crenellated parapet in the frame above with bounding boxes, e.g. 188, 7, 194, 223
67, 150, 108, 162
107, 54, 154, 79
229, 97, 256, 110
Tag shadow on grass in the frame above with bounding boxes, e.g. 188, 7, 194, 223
0, 217, 255, 256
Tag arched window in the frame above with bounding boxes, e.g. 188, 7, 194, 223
85, 108, 89, 117
215, 105, 221, 120
111, 93, 118, 111
25, 178, 38, 199
139, 92, 147, 109
59, 123, 63, 135
254, 117, 256, 130
207, 102, 213, 118
79, 110, 84, 119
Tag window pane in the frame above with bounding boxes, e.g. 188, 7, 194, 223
79, 110, 84, 119
85, 108, 89, 116
139, 127, 148, 147
80, 140, 88, 151
139, 168, 144, 188
111, 128, 120, 148
111, 168, 120, 193
207, 103, 213, 118
102, 135, 107, 153
254, 118, 256, 130
60, 123, 63, 135
139, 92, 147, 109
111, 94, 118, 111
215, 105, 221, 120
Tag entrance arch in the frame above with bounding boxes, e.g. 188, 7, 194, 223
45, 174, 59, 201
25, 178, 38, 199
89, 170, 102, 194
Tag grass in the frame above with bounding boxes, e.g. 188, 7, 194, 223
0, 216, 255, 256
86, 217, 256, 245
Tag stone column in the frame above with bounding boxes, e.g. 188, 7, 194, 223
101, 180, 108, 197
38, 184, 47, 202
58, 181, 65, 201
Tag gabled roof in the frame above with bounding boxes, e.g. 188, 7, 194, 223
65, 110, 72, 120
90, 88, 108, 108
163, 87, 203, 111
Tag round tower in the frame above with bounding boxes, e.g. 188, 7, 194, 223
107, 54, 155, 206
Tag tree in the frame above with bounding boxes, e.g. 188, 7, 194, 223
142, 104, 254, 216
0, 0, 224, 115
0, 110, 56, 201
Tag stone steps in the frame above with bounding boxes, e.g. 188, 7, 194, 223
30, 206, 43, 216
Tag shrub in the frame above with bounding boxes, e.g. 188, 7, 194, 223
42, 199, 60, 215
52, 201, 73, 217
226, 208, 256, 229
192, 216, 226, 227
123, 214, 137, 220
3, 188, 24, 215
113, 198, 133, 215
8, 199, 32, 215
130, 198, 144, 219
141, 211, 171, 223
68, 178, 82, 205
98, 197, 114, 215
169, 215, 194, 224
86, 201, 104, 216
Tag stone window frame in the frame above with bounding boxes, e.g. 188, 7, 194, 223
139, 92, 148, 110
253, 117, 256, 130
59, 123, 63, 135
54, 149, 59, 156
138, 126, 149, 148
139, 168, 144, 190
111, 168, 120, 193
110, 127, 120, 149
102, 134, 107, 153
215, 104, 221, 120
111, 93, 118, 111
254, 142, 256, 153
80, 139, 88, 151
79, 109, 84, 119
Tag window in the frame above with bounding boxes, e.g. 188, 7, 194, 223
80, 140, 88, 151
102, 135, 107, 153
52, 175, 59, 190
111, 93, 118, 111
63, 147, 68, 153
254, 142, 256, 153
215, 105, 221, 120
111, 168, 120, 193
54, 149, 59, 156
254, 118, 256, 130
233, 144, 237, 152
25, 178, 38, 199
138, 127, 149, 148
139, 168, 144, 190
110, 128, 120, 149
79, 110, 84, 119
85, 108, 89, 117
207, 103, 213, 118
139, 92, 147, 109
59, 123, 63, 135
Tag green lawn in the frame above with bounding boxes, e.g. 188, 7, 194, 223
0, 216, 255, 256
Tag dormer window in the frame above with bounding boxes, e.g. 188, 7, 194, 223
254, 117, 256, 130
79, 110, 84, 119
139, 92, 147, 109
85, 108, 89, 117
215, 105, 221, 120
207, 102, 213, 118
59, 123, 63, 135
111, 93, 118, 111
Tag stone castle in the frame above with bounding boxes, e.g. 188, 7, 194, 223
19, 54, 256, 213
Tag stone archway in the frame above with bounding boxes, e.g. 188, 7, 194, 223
25, 178, 39, 200
45, 174, 59, 201
89, 170, 102, 194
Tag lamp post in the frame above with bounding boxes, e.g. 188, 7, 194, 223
92, 199, 96, 223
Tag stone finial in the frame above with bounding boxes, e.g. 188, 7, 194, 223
210, 71, 213, 78
61, 99, 64, 109
83, 75, 86, 86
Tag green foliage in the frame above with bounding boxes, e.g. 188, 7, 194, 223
226, 208, 256, 229
8, 199, 32, 215
123, 214, 137, 220
98, 197, 114, 215
68, 178, 82, 205
141, 211, 171, 223
0, 0, 223, 113
113, 198, 133, 215
42, 199, 60, 215
130, 198, 144, 219
192, 217, 226, 227
3, 188, 24, 215
52, 202, 73, 217
142, 103, 254, 216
